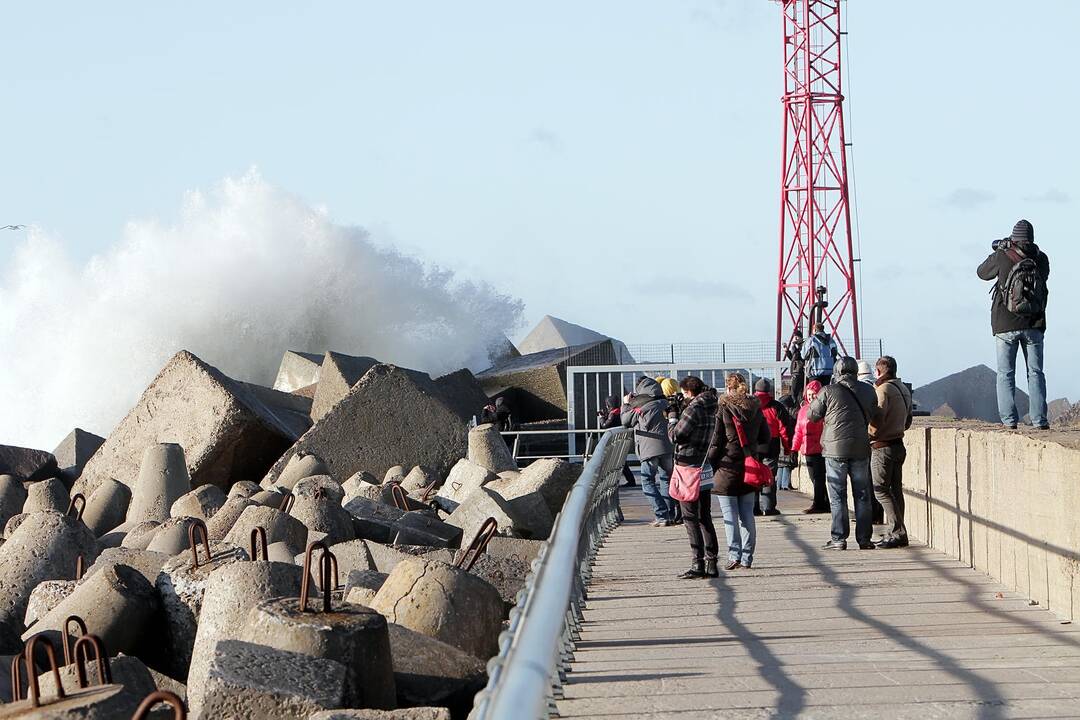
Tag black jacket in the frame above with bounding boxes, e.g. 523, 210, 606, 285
976, 242, 1050, 335
708, 394, 770, 497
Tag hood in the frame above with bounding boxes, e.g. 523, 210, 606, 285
690, 389, 719, 415
720, 391, 758, 415
753, 390, 774, 407
813, 331, 832, 343
604, 395, 621, 412
635, 376, 665, 401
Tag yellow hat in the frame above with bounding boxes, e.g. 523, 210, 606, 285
657, 377, 680, 397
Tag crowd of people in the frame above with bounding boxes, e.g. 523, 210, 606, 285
618, 351, 913, 579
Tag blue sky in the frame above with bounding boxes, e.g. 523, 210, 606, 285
1, 1, 1076, 402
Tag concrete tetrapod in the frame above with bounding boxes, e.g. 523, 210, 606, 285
401, 465, 440, 497
169, 484, 226, 521
224, 504, 308, 555
241, 543, 396, 710
227, 480, 261, 499
386, 622, 487, 714
117, 520, 160, 550
272, 451, 331, 491
81, 547, 168, 587
369, 558, 504, 659
80, 479, 131, 537
23, 478, 69, 515
290, 478, 355, 545
24, 580, 77, 628
22, 564, 158, 658
435, 459, 496, 507
494, 456, 579, 517
0, 475, 27, 532
35, 651, 157, 702
204, 496, 256, 542
383, 465, 407, 485
201, 639, 347, 719
145, 516, 206, 555
342, 471, 381, 502
466, 423, 518, 473
186, 559, 305, 717
0, 512, 99, 652
125, 443, 191, 525
155, 532, 248, 680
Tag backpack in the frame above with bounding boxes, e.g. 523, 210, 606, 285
1000, 247, 1047, 317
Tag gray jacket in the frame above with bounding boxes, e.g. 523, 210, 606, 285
621, 377, 674, 461
808, 375, 880, 460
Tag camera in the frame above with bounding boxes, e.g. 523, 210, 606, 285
991, 237, 1011, 251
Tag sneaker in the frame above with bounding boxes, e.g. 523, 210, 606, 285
650, 520, 667, 528
1036, 424, 1050, 431
724, 560, 740, 571
764, 509, 782, 516
858, 542, 877, 550
822, 539, 847, 551
671, 517, 684, 526
877, 537, 909, 549
679, 564, 706, 579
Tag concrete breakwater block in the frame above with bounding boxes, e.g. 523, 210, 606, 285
125, 443, 191, 525
436, 459, 496, 507
52, 428, 105, 486
3, 514, 28, 539
343, 474, 387, 506
370, 558, 504, 659
35, 652, 158, 702
23, 477, 69, 515
432, 367, 490, 426
23, 580, 76, 629
205, 496, 257, 542
225, 505, 308, 555
118, 520, 161, 550
24, 564, 158, 658
310, 709, 452, 720
363, 542, 455, 575
155, 540, 247, 679
273, 350, 324, 394
291, 479, 355, 545
343, 570, 388, 607
228, 480, 262, 499
0, 444, 58, 483
345, 497, 406, 544
467, 423, 518, 474
401, 466, 439, 496
187, 559, 305, 716
310, 352, 379, 423
0, 512, 99, 652
144, 516, 204, 556
242, 596, 396, 710
272, 451, 331, 491
0, 683, 141, 719
496, 457, 579, 517
169, 484, 226, 521
81, 479, 131, 536
295, 540, 376, 585
74, 350, 311, 499
387, 622, 487, 713
0, 476, 27, 531
483, 536, 543, 566
383, 465, 407, 486
391, 512, 463, 549
201, 639, 347, 720
261, 364, 473, 487
82, 547, 168, 587
444, 487, 532, 541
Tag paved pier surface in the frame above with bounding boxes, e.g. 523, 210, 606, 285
558, 487, 1080, 719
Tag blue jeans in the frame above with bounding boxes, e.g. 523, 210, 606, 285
825, 457, 873, 545
995, 329, 1047, 427
640, 455, 677, 522
716, 492, 756, 567
776, 466, 792, 490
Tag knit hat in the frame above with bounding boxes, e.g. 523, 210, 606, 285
1010, 219, 1034, 244
754, 378, 773, 394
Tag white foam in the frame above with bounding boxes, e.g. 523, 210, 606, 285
0, 170, 522, 448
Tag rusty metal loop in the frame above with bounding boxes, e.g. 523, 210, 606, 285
23, 634, 66, 708
456, 516, 499, 572
420, 479, 439, 503
73, 634, 112, 688
75, 554, 85, 581
62, 615, 88, 666
66, 493, 86, 521
188, 519, 211, 569
389, 483, 410, 511
249, 526, 268, 562
278, 492, 295, 514
319, 549, 339, 593
299, 541, 334, 613
132, 689, 187, 720
10, 651, 24, 702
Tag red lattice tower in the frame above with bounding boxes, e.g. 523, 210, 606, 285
774, 0, 860, 360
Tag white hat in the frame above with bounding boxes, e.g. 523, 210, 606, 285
857, 360, 875, 381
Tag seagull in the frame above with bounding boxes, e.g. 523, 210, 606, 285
1, 225, 25, 230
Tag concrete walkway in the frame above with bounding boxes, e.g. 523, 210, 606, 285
558, 487, 1080, 719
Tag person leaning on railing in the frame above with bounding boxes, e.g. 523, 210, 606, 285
668, 376, 720, 579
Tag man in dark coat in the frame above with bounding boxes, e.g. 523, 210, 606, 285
622, 377, 678, 526
977, 219, 1051, 429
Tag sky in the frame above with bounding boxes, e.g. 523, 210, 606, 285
1, 1, 1078, 444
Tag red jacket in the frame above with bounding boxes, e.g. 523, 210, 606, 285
754, 391, 792, 455
793, 402, 823, 456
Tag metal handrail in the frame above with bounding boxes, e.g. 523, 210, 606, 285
468, 427, 634, 720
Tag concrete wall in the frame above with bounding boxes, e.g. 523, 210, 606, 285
791, 418, 1080, 621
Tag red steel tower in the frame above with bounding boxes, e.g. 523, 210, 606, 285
775, 0, 860, 359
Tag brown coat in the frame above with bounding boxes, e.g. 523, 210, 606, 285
869, 378, 912, 444
708, 394, 770, 497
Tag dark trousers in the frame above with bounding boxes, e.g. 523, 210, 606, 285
805, 454, 829, 510
756, 456, 779, 513
622, 464, 635, 484
680, 494, 718, 562
872, 443, 908, 540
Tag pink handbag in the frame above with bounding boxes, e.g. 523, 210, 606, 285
670, 462, 703, 502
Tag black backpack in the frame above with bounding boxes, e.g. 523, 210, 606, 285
1000, 246, 1047, 317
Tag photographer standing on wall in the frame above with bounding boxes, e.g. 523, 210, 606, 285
977, 219, 1050, 430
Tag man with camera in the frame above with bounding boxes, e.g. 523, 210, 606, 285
977, 219, 1050, 430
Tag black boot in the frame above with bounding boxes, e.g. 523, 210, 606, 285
704, 558, 719, 578
679, 560, 705, 579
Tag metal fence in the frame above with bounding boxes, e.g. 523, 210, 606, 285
468, 428, 634, 720
568, 338, 885, 366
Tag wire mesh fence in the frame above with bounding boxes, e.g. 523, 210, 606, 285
574, 338, 885, 366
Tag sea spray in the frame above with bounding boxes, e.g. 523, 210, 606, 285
0, 170, 522, 448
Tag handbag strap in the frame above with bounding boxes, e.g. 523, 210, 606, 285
837, 382, 870, 425
728, 409, 752, 454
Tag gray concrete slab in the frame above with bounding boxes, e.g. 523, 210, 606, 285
557, 487, 1080, 719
